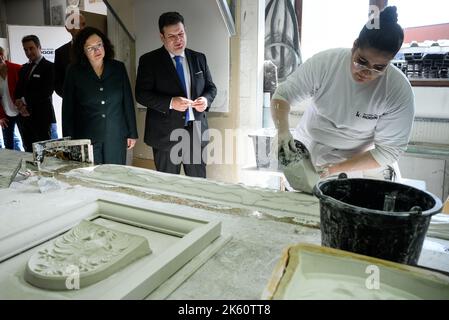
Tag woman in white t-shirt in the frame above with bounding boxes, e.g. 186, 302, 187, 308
271, 6, 414, 183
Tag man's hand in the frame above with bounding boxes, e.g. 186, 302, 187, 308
192, 97, 208, 112
171, 97, 194, 112
127, 138, 137, 150
15, 99, 30, 117
0, 118, 8, 129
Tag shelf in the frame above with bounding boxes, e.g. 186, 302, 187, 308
410, 79, 449, 87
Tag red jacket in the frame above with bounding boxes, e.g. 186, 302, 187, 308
0, 61, 22, 119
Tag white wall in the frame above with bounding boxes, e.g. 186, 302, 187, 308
413, 87, 449, 119
106, 0, 134, 37
301, 0, 367, 61
134, 0, 230, 113
0, 37, 7, 54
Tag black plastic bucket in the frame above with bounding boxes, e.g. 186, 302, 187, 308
313, 176, 442, 265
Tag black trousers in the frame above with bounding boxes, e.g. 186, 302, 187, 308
17, 115, 51, 152
153, 122, 206, 178
92, 138, 127, 165
153, 147, 206, 178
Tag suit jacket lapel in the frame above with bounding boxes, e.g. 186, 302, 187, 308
161, 47, 186, 96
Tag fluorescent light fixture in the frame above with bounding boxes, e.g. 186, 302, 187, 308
216, 0, 236, 36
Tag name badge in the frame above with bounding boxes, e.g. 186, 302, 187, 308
32, 74, 41, 78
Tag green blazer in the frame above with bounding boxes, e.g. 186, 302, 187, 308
62, 59, 138, 144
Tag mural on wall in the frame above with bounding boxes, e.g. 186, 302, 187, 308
265, 0, 302, 83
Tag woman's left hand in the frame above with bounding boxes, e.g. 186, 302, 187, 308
317, 164, 336, 178
127, 138, 137, 149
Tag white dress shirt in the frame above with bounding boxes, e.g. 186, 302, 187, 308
169, 51, 195, 121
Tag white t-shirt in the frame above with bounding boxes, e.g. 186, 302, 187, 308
272, 48, 415, 167
0, 75, 19, 117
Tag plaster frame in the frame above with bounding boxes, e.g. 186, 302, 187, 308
0, 199, 221, 299
262, 244, 449, 300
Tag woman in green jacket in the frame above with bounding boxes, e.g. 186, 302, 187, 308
62, 27, 138, 164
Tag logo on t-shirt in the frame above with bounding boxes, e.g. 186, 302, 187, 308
356, 111, 379, 120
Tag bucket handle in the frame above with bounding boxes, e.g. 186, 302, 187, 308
410, 206, 422, 216
337, 173, 348, 180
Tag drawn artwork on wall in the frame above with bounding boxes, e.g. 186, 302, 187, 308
50, 4, 64, 25
265, 0, 302, 82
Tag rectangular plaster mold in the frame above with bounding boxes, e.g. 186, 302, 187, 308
263, 244, 449, 300
0, 199, 221, 299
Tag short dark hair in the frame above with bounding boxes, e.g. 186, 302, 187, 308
158, 12, 184, 34
72, 27, 114, 65
22, 35, 41, 48
357, 6, 404, 56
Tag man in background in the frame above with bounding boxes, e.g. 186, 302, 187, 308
0, 46, 22, 150
15, 35, 56, 152
52, 12, 86, 140
54, 12, 86, 97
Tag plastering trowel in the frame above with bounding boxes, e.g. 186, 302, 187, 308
279, 141, 320, 194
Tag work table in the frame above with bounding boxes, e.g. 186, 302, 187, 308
0, 149, 448, 299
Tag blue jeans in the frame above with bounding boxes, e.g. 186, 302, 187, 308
2, 115, 23, 151
51, 123, 58, 139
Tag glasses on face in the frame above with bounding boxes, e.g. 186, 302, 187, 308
85, 42, 104, 54
165, 32, 184, 42
353, 59, 387, 76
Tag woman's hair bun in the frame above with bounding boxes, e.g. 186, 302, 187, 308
380, 6, 398, 24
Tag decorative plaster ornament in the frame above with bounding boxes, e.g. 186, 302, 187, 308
25, 220, 151, 290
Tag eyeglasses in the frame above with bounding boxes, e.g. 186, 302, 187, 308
85, 42, 104, 54
353, 60, 387, 75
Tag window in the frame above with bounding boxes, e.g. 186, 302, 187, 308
388, 0, 449, 29
301, 0, 369, 61
389, 0, 449, 85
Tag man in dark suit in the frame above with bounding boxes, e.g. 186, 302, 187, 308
0, 46, 22, 150
54, 12, 86, 97
15, 35, 56, 152
135, 12, 217, 178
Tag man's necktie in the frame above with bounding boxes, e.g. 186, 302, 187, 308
174, 55, 190, 125
26, 62, 35, 80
